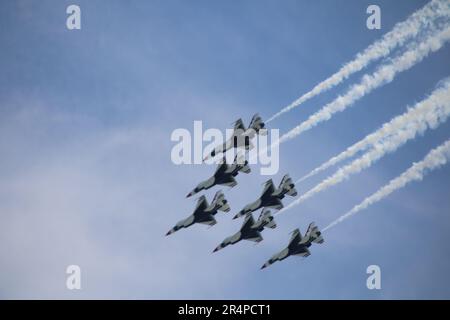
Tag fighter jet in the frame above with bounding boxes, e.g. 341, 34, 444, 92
261, 222, 324, 269
166, 191, 230, 236
204, 114, 266, 160
213, 209, 277, 252
233, 174, 297, 219
186, 154, 251, 198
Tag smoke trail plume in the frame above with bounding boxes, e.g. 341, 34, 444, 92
276, 25, 450, 147
278, 82, 450, 214
324, 139, 450, 231
298, 79, 450, 183
267, 0, 450, 123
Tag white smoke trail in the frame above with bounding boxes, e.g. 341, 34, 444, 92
278, 83, 450, 214
297, 79, 450, 183
324, 139, 450, 231
267, 0, 450, 123
275, 25, 450, 147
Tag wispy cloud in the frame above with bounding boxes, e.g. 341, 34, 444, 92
0, 100, 251, 299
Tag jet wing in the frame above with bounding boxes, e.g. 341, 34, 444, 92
213, 162, 228, 177
217, 175, 237, 187
241, 214, 256, 231
193, 196, 208, 215
197, 214, 217, 226
293, 247, 311, 257
264, 197, 283, 210
288, 228, 302, 247
244, 230, 263, 243
260, 179, 276, 198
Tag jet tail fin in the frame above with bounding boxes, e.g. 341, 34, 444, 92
305, 222, 324, 244
211, 190, 230, 212
248, 113, 266, 135
258, 208, 277, 229
278, 174, 298, 197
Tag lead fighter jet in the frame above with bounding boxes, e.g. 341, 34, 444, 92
204, 114, 266, 160
261, 222, 324, 269
166, 191, 230, 236
233, 174, 297, 219
213, 209, 277, 252
186, 154, 251, 198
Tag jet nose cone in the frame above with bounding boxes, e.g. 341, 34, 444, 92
212, 247, 219, 253
166, 230, 173, 236
261, 262, 269, 270
186, 192, 193, 198
233, 211, 245, 219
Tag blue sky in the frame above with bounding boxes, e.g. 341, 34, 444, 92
1, 0, 450, 299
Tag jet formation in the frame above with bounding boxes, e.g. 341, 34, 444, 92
167, 114, 324, 269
